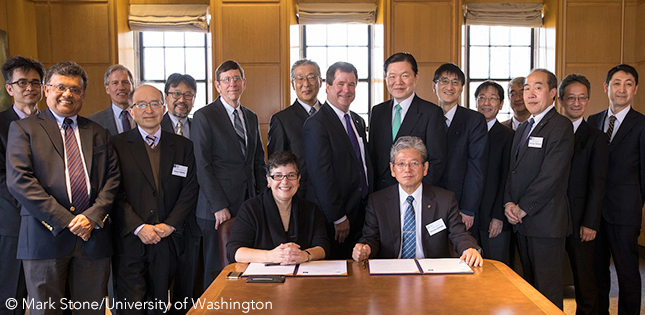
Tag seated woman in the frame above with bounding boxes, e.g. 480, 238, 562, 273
226, 151, 329, 264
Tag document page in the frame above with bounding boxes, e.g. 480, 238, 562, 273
416, 258, 474, 274
368, 259, 421, 275
242, 263, 296, 276
296, 260, 348, 276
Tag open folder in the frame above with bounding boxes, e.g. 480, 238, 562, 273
368, 258, 473, 275
242, 260, 348, 277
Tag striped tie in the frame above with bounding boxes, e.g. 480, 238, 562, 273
145, 135, 157, 148
606, 115, 617, 143
233, 109, 246, 157
401, 195, 416, 259
63, 118, 89, 213
176, 121, 183, 136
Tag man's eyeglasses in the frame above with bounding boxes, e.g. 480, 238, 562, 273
167, 91, 195, 101
268, 173, 299, 181
436, 78, 462, 86
394, 161, 423, 169
10, 79, 43, 89
293, 75, 319, 83
509, 91, 524, 98
219, 76, 243, 84
47, 84, 83, 95
132, 101, 164, 109
565, 96, 589, 103
476, 96, 501, 103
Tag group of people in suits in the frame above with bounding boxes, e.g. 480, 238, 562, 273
0, 50, 642, 315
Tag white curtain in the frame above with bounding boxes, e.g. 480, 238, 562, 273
129, 4, 210, 33
463, 3, 543, 27
297, 3, 377, 24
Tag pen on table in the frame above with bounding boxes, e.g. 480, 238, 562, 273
264, 263, 281, 267
362, 259, 367, 269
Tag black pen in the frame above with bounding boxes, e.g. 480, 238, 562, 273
264, 263, 281, 267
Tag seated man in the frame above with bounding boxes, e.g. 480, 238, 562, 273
353, 136, 482, 267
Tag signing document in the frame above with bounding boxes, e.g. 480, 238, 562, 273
368, 259, 421, 275
296, 260, 348, 277
416, 258, 474, 274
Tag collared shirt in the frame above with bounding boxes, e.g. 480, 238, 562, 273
571, 118, 583, 134
297, 99, 320, 114
391, 93, 415, 125
49, 111, 91, 204
167, 113, 190, 139
398, 184, 424, 259
444, 104, 458, 128
111, 104, 133, 134
486, 119, 496, 132
528, 104, 555, 135
133, 126, 162, 236
511, 116, 523, 131
13, 104, 39, 119
220, 97, 247, 144
604, 105, 631, 141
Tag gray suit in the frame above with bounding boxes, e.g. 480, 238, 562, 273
88, 107, 118, 136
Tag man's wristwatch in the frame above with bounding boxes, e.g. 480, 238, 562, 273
305, 250, 312, 262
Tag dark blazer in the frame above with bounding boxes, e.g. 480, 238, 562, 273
6, 108, 120, 259
226, 191, 330, 263
111, 129, 198, 254
438, 105, 489, 216
359, 184, 480, 258
0, 108, 21, 237
588, 108, 645, 225
88, 106, 118, 136
303, 102, 374, 228
160, 112, 192, 139
267, 100, 314, 198
369, 95, 447, 190
504, 107, 574, 238
501, 118, 513, 130
477, 121, 514, 231
192, 96, 267, 220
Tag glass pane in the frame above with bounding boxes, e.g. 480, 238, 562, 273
348, 47, 368, 79
510, 27, 532, 46
306, 25, 326, 46
290, 47, 300, 68
142, 32, 164, 46
510, 47, 531, 78
164, 32, 185, 47
194, 82, 208, 112
352, 82, 369, 115
469, 25, 489, 46
328, 47, 348, 65
186, 48, 206, 80
185, 32, 204, 47
165, 48, 185, 76
469, 47, 489, 79
490, 26, 510, 46
347, 24, 368, 46
490, 47, 510, 78
142, 48, 165, 81
469, 82, 480, 109
327, 25, 348, 46
306, 47, 327, 74
318, 85, 327, 103
290, 25, 300, 47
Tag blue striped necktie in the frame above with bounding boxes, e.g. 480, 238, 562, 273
63, 118, 89, 213
402, 195, 416, 259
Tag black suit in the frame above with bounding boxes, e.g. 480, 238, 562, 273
504, 107, 574, 309
192, 96, 267, 288
359, 184, 479, 259
438, 105, 488, 220
303, 102, 373, 259
161, 112, 191, 139
476, 120, 513, 265
111, 129, 197, 314
267, 100, 316, 198
226, 191, 330, 263
369, 95, 446, 190
0, 107, 27, 315
564, 120, 608, 315
588, 108, 645, 315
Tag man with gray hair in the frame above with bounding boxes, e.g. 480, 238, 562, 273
502, 76, 530, 130
353, 136, 482, 266
267, 59, 323, 198
89, 64, 135, 136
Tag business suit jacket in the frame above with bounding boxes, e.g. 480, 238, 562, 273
359, 184, 479, 258
161, 112, 192, 138
369, 95, 447, 190
111, 129, 198, 254
504, 107, 574, 238
0, 108, 21, 237
438, 105, 489, 216
6, 108, 120, 259
267, 100, 315, 198
192, 96, 267, 219
567, 120, 608, 236
303, 102, 374, 228
89, 106, 119, 136
587, 108, 645, 225
226, 191, 330, 263
477, 121, 514, 232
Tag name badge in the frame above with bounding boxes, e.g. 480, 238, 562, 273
426, 218, 447, 236
172, 164, 188, 177
528, 136, 543, 148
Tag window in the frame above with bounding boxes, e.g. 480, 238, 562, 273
463, 25, 535, 120
138, 31, 212, 113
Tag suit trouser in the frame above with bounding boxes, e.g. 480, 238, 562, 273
477, 229, 511, 266
594, 219, 641, 315
197, 218, 222, 291
517, 234, 565, 309
22, 239, 110, 315
170, 233, 203, 314
565, 234, 598, 315
0, 235, 27, 315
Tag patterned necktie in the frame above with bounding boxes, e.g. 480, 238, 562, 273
120, 110, 132, 132
392, 104, 402, 141
309, 106, 317, 116
233, 109, 246, 157
516, 117, 535, 158
402, 195, 416, 259
62, 118, 90, 212
606, 115, 617, 143
145, 135, 157, 148
176, 121, 183, 136
344, 114, 368, 198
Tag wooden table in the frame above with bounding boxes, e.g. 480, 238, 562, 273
188, 260, 564, 314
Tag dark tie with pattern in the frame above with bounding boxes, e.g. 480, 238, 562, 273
516, 117, 535, 158
606, 115, 617, 143
309, 106, 317, 116
233, 109, 246, 157
402, 195, 416, 259
63, 118, 89, 212
120, 110, 132, 132
344, 114, 368, 198
145, 135, 157, 148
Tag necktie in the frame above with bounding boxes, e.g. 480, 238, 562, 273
344, 114, 368, 198
176, 121, 183, 136
309, 106, 317, 116
444, 116, 449, 132
606, 115, 617, 143
145, 135, 157, 148
120, 110, 132, 132
392, 104, 402, 141
401, 195, 416, 259
62, 118, 90, 213
233, 109, 246, 157
516, 117, 535, 158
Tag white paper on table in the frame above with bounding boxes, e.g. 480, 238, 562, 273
296, 260, 348, 276
416, 258, 474, 274
368, 259, 421, 275
242, 262, 296, 276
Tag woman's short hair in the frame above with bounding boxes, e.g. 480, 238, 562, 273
266, 151, 300, 175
